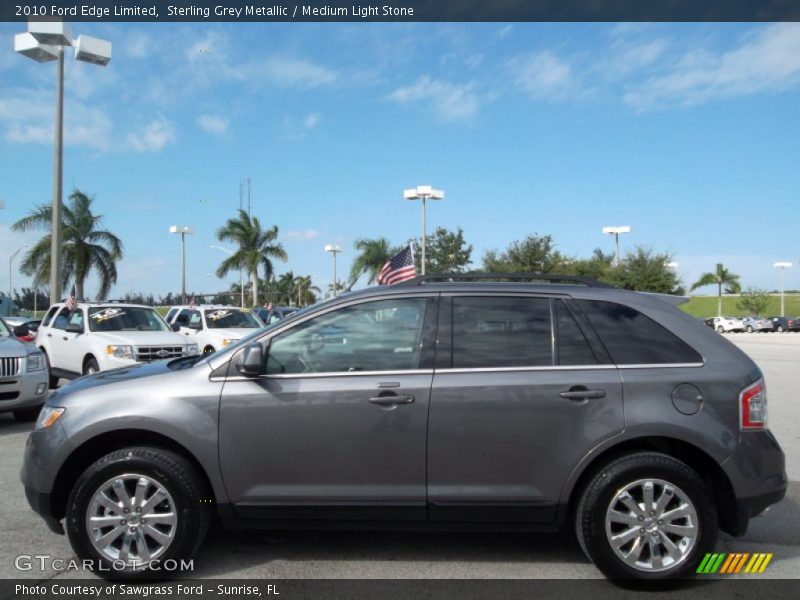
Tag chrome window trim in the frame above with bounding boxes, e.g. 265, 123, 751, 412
617, 362, 704, 369
435, 365, 618, 374
217, 368, 435, 382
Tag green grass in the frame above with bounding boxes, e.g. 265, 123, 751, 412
680, 295, 800, 318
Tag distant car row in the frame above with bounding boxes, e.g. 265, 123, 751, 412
703, 315, 800, 333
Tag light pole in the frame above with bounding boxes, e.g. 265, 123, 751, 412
210, 245, 244, 308
9, 245, 28, 299
404, 185, 444, 275
774, 262, 792, 317
324, 244, 342, 297
602, 226, 632, 267
15, 23, 111, 305
169, 226, 195, 305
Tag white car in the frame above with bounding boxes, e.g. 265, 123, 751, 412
36, 302, 199, 385
709, 316, 745, 333
165, 305, 265, 355
0, 316, 49, 421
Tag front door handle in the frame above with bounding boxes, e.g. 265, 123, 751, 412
369, 393, 415, 406
560, 386, 606, 401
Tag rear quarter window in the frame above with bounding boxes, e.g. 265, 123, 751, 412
575, 299, 702, 365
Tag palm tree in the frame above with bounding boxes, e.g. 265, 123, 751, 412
691, 263, 742, 317
349, 237, 394, 285
293, 275, 320, 307
215, 210, 287, 306
12, 189, 123, 300
274, 271, 296, 306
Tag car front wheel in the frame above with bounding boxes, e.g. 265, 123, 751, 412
575, 452, 717, 580
66, 447, 211, 578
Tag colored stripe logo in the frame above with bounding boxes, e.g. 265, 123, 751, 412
697, 553, 773, 574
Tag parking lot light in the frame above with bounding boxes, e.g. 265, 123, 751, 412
170, 226, 195, 305
14, 21, 112, 306
774, 262, 792, 317
602, 226, 632, 268
324, 244, 342, 297
404, 185, 444, 275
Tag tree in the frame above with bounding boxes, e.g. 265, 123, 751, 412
737, 288, 770, 316
273, 272, 296, 306
560, 248, 614, 281
12, 189, 123, 300
411, 226, 472, 273
293, 275, 320, 307
611, 246, 682, 294
691, 263, 741, 317
482, 234, 565, 273
350, 237, 394, 285
215, 209, 287, 306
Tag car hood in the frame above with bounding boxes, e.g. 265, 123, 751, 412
86, 331, 190, 345
203, 327, 256, 339
0, 335, 37, 358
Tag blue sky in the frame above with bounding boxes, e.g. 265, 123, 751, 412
1, 22, 799, 299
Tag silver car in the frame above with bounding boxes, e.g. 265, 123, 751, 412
0, 316, 49, 421
741, 316, 774, 333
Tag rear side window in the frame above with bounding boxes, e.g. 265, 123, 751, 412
452, 297, 552, 368
575, 300, 702, 365
555, 300, 598, 365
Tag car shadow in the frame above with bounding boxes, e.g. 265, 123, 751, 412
0, 411, 35, 436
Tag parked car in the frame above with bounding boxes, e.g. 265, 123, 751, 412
36, 302, 199, 386
0, 316, 49, 421
3, 316, 41, 342
22, 274, 786, 581
253, 305, 299, 325
741, 317, 774, 333
768, 316, 800, 332
707, 316, 745, 333
165, 305, 265, 355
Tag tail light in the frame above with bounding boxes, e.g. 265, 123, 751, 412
740, 379, 767, 430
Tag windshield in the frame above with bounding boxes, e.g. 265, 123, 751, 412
0, 318, 10, 337
88, 307, 170, 332
204, 308, 262, 329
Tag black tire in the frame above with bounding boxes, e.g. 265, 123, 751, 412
13, 405, 43, 422
83, 357, 100, 376
202, 346, 215, 356
575, 452, 717, 581
746, 326, 753, 333
43, 350, 59, 389
716, 326, 724, 333
777, 325, 784, 333
66, 446, 211, 579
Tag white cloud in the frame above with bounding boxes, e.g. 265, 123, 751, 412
303, 112, 321, 129
624, 23, 800, 111
285, 229, 320, 241
509, 51, 576, 101
258, 57, 338, 89
197, 114, 229, 135
389, 75, 480, 121
126, 116, 176, 152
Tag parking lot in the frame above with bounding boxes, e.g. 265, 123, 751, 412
1, 333, 798, 581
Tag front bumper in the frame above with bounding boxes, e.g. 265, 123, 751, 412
0, 366, 49, 412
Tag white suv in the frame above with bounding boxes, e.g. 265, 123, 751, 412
165, 305, 265, 355
37, 302, 199, 385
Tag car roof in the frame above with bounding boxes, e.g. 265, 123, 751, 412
170, 305, 245, 310
52, 301, 155, 309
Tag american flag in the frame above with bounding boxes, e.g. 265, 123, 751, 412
377, 245, 417, 285
65, 284, 76, 311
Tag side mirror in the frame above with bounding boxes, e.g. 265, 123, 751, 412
170, 323, 181, 332
65, 323, 83, 334
236, 343, 264, 377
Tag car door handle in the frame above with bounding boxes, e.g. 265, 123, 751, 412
47, 333, 52, 337
560, 386, 606, 401
369, 394, 415, 406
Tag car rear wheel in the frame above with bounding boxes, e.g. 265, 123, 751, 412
66, 446, 211, 578
777, 325, 785, 333
716, 326, 724, 333
575, 452, 717, 580
746, 326, 754, 333
203, 346, 215, 355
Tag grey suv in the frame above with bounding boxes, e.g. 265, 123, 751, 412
21, 274, 786, 580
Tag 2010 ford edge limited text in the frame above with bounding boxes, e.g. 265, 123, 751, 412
21, 274, 786, 580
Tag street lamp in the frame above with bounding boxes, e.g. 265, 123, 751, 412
324, 244, 342, 297
403, 185, 444, 275
774, 262, 792, 317
169, 226, 195, 305
9, 245, 28, 299
210, 245, 244, 308
14, 22, 112, 306
602, 226, 632, 267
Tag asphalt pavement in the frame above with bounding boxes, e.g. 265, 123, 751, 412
1, 333, 798, 580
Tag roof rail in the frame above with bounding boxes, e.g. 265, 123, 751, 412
394, 272, 613, 288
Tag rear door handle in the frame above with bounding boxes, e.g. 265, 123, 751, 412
369, 394, 415, 406
560, 387, 606, 401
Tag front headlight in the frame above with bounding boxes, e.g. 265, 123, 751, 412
222, 338, 238, 347
106, 345, 134, 359
35, 407, 65, 431
185, 344, 200, 356
26, 352, 46, 372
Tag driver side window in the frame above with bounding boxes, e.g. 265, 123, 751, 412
266, 297, 428, 375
